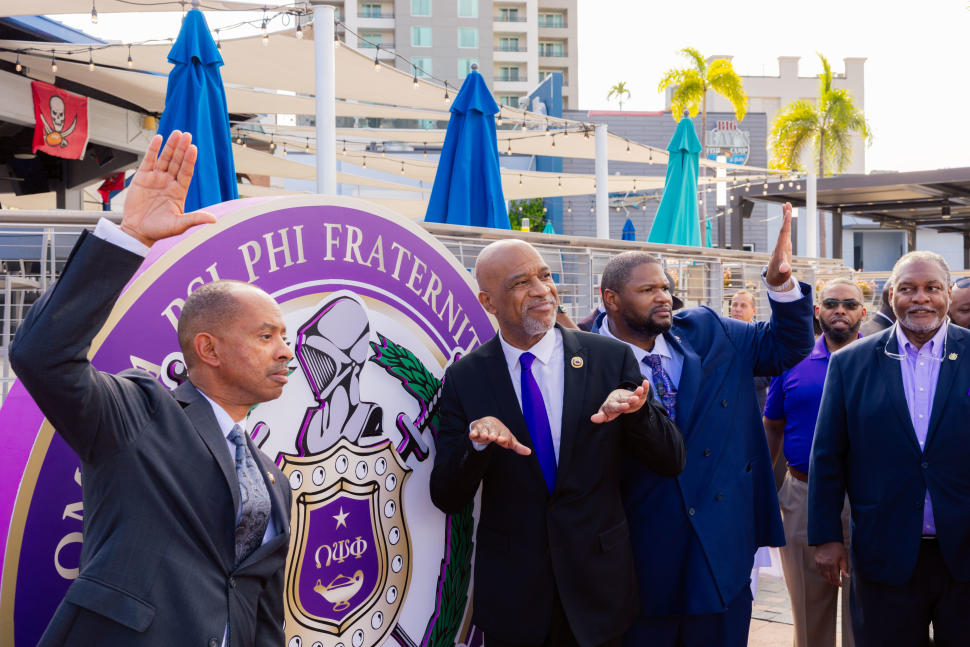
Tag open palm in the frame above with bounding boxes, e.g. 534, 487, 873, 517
120, 131, 216, 246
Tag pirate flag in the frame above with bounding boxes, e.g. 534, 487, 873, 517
31, 81, 89, 160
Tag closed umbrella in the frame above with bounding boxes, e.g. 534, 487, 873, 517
542, 220, 556, 234
648, 115, 703, 246
425, 66, 509, 228
622, 218, 636, 241
157, 9, 237, 212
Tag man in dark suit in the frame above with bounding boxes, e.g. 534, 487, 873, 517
430, 239, 685, 647
9, 132, 292, 647
809, 251, 970, 646
859, 282, 894, 336
592, 204, 815, 647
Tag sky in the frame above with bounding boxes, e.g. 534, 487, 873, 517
56, 0, 970, 173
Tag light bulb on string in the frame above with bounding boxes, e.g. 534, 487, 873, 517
558, 176, 562, 187
551, 136, 556, 148
261, 17, 268, 37
341, 141, 347, 155
50, 51, 57, 74
91, 1, 98, 23
584, 128, 590, 140
381, 146, 385, 157
362, 156, 367, 168
215, 29, 221, 50
374, 47, 380, 70
262, 30, 269, 46
281, 142, 287, 156
400, 162, 405, 175
241, 138, 247, 148
518, 174, 523, 185
15, 53, 22, 73
305, 138, 310, 153
521, 120, 527, 132
269, 138, 276, 152
443, 84, 450, 104
127, 45, 133, 68
626, 142, 631, 154
412, 70, 419, 89
496, 112, 503, 127
506, 140, 512, 155
567, 203, 572, 213
545, 119, 551, 136
423, 142, 427, 159
295, 18, 304, 40
88, 48, 95, 71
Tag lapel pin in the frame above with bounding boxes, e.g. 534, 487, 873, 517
267, 472, 276, 484
949, 353, 958, 361
675, 336, 681, 343
571, 356, 584, 368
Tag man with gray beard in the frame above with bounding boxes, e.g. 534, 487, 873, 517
810, 251, 970, 646
430, 239, 684, 647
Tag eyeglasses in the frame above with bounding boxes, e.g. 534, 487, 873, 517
820, 298, 863, 311
953, 277, 970, 288
882, 320, 949, 363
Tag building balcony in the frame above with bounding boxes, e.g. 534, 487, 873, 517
358, 10, 395, 18
494, 15, 528, 22
493, 19, 528, 32
356, 14, 395, 29
494, 49, 529, 63
495, 44, 528, 52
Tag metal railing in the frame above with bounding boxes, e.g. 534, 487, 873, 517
495, 44, 527, 52
0, 211, 852, 403
494, 15, 527, 22
358, 11, 395, 18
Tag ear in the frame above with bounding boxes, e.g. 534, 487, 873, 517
814, 304, 820, 319
193, 332, 220, 368
602, 288, 618, 312
478, 290, 497, 315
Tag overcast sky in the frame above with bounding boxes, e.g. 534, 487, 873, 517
57, 0, 970, 173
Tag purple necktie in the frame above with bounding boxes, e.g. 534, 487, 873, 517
642, 354, 677, 422
520, 352, 557, 495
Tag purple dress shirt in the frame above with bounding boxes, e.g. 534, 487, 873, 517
895, 323, 948, 536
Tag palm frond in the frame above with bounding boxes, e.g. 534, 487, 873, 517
670, 73, 705, 118
769, 100, 819, 171
680, 47, 707, 75
657, 69, 687, 93
817, 52, 833, 95
707, 59, 748, 121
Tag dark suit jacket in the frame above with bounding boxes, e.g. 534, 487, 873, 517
859, 311, 894, 337
429, 326, 685, 647
607, 285, 814, 616
809, 324, 970, 585
9, 231, 291, 647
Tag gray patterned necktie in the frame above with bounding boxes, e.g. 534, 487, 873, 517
228, 425, 271, 564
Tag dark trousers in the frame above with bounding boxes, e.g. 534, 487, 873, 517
485, 588, 621, 647
622, 586, 752, 647
850, 538, 970, 647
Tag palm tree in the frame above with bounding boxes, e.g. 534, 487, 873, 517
769, 53, 871, 256
658, 48, 747, 237
607, 81, 631, 110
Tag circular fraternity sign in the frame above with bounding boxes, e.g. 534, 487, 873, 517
0, 196, 493, 647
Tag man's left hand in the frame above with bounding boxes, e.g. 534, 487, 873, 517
765, 202, 793, 288
591, 379, 650, 423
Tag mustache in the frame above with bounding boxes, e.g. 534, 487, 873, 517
525, 296, 556, 308
906, 306, 939, 314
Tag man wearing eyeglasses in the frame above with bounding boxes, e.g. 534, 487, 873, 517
763, 278, 866, 647
809, 251, 970, 646
947, 277, 970, 329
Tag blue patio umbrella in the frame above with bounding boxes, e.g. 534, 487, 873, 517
157, 9, 237, 212
622, 218, 636, 241
425, 68, 509, 228
648, 115, 703, 246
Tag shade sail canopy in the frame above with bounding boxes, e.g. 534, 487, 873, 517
0, 0, 277, 16
648, 116, 703, 247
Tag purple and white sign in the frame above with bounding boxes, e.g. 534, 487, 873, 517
0, 196, 493, 647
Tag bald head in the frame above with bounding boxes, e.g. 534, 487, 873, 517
475, 239, 543, 293
177, 280, 275, 368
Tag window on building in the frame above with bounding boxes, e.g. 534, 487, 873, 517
458, 58, 479, 78
538, 12, 564, 27
360, 4, 383, 18
538, 70, 566, 84
499, 94, 521, 107
411, 0, 431, 16
412, 57, 433, 77
539, 41, 565, 57
498, 36, 520, 52
499, 66, 520, 82
498, 7, 519, 21
412, 26, 432, 47
359, 32, 383, 48
458, 0, 478, 18
458, 27, 478, 48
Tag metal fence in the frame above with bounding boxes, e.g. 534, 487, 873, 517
0, 211, 853, 402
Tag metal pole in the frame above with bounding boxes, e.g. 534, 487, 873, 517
806, 168, 818, 257
312, 2, 338, 195
594, 124, 609, 239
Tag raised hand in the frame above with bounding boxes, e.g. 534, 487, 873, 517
469, 416, 532, 456
765, 201, 794, 288
120, 131, 217, 247
590, 379, 650, 424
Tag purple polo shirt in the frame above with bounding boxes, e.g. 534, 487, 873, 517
764, 334, 835, 473
896, 323, 947, 536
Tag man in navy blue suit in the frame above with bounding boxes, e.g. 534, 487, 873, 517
593, 203, 815, 646
810, 251, 970, 647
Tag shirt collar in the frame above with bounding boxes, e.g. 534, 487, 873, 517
499, 326, 560, 372
810, 331, 863, 359
601, 316, 671, 360
197, 387, 245, 440
895, 320, 948, 358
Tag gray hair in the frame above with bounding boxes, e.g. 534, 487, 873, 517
888, 251, 951, 288
177, 280, 257, 366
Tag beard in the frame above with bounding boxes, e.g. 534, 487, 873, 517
819, 316, 862, 344
622, 307, 672, 338
899, 306, 946, 334
522, 297, 556, 336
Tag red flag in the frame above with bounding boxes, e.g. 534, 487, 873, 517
97, 172, 126, 206
31, 81, 89, 160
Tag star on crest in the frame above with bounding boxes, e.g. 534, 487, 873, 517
333, 506, 349, 529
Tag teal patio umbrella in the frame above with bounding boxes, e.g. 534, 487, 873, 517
648, 115, 703, 247
542, 220, 556, 234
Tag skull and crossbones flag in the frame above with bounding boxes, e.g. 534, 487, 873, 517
31, 81, 89, 160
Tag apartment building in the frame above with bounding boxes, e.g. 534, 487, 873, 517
335, 0, 578, 109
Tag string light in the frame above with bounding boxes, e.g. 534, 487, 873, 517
362, 155, 367, 168
423, 142, 427, 159
341, 141, 347, 155
127, 45, 133, 68
545, 119, 551, 136
262, 25, 269, 46
496, 112, 503, 127
215, 29, 221, 50
305, 138, 310, 153
519, 174, 523, 185
412, 71, 419, 88
400, 161, 405, 174
521, 120, 527, 132
88, 48, 95, 71
626, 142, 631, 154
295, 19, 303, 40
15, 53, 21, 72
584, 128, 590, 140
50, 51, 57, 74
633, 178, 637, 192
558, 176, 562, 187
567, 203, 572, 213
261, 16, 268, 37
241, 138, 247, 148
281, 142, 287, 156
551, 136, 556, 148
443, 83, 450, 104
506, 139, 512, 155
90, 1, 98, 24
269, 137, 276, 152
374, 47, 380, 70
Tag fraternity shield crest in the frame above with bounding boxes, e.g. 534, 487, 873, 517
281, 438, 410, 642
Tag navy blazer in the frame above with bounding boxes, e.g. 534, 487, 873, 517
9, 232, 291, 647
610, 284, 814, 616
809, 324, 970, 586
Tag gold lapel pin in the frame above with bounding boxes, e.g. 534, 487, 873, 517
949, 353, 958, 361
267, 472, 276, 484
675, 336, 681, 343
571, 356, 584, 368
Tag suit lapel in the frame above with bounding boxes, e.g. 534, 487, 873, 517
666, 328, 701, 432
876, 332, 921, 452
480, 335, 549, 491
174, 382, 241, 514
555, 327, 587, 485
926, 324, 966, 450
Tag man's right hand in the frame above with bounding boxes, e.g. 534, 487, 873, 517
815, 541, 850, 587
469, 417, 532, 456
120, 131, 216, 247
